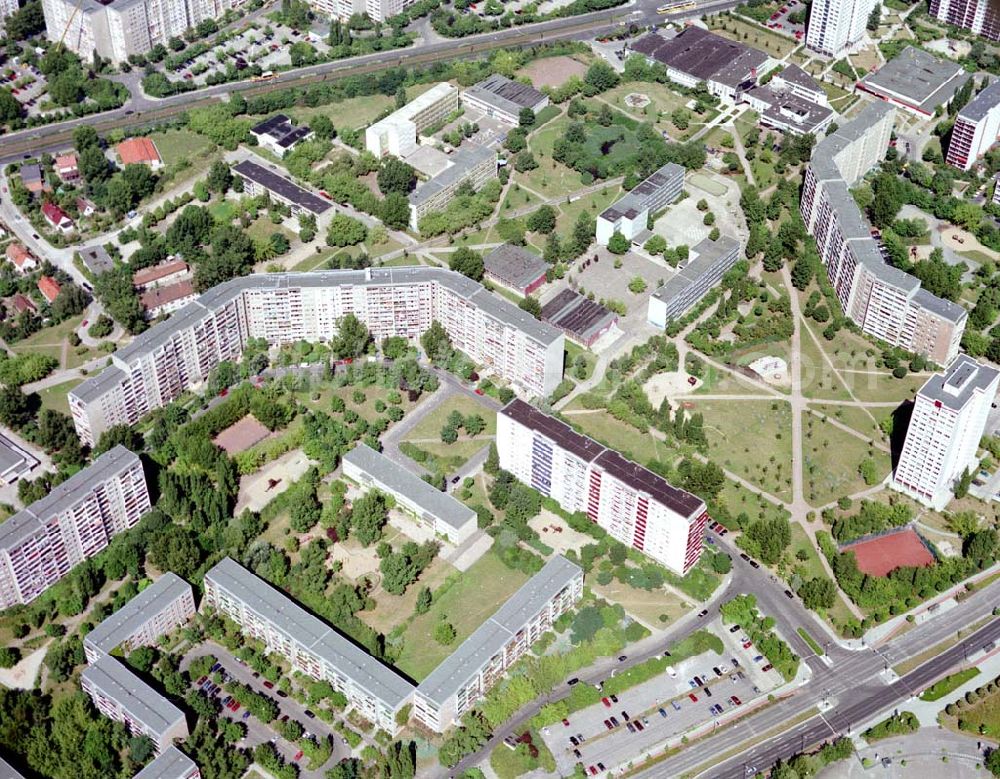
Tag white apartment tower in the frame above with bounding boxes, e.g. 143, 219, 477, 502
69, 269, 563, 446
497, 400, 708, 575
930, 0, 1000, 42
0, 446, 150, 609
946, 80, 1000, 171
806, 0, 877, 57
892, 355, 1000, 510
365, 83, 459, 158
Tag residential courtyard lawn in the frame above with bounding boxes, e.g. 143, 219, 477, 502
560, 407, 681, 466
716, 479, 790, 528
147, 128, 216, 166
592, 577, 687, 627
564, 341, 596, 381
500, 182, 541, 213
14, 315, 104, 370
246, 216, 295, 244
38, 378, 83, 415
848, 370, 928, 404
359, 556, 456, 636
809, 403, 885, 442
803, 415, 891, 506
400, 439, 490, 475
787, 522, 857, 627
393, 551, 530, 680
288, 93, 393, 130
708, 16, 797, 58
403, 395, 497, 442
601, 81, 690, 122
799, 324, 854, 402
209, 199, 238, 224
692, 399, 793, 501
552, 185, 622, 236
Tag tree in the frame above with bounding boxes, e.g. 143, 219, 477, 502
148, 526, 201, 578
0, 647, 20, 668
420, 320, 453, 363
870, 172, 904, 229
434, 620, 457, 645
518, 296, 542, 319
415, 586, 432, 614
607, 232, 630, 255
351, 489, 389, 546
518, 107, 536, 128
526, 205, 556, 234
0, 385, 32, 429
333, 313, 371, 358
206, 161, 232, 195
326, 214, 367, 247
585, 60, 619, 92
449, 247, 484, 281
799, 577, 836, 611
381, 192, 411, 229
377, 158, 417, 195
867, 3, 881, 31
0, 90, 21, 123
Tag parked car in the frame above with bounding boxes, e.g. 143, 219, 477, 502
604, 719, 613, 730
697, 609, 709, 618
731, 696, 742, 706
672, 701, 682, 711
626, 722, 636, 733
729, 625, 741, 633
704, 687, 713, 698
762, 664, 774, 673
570, 736, 579, 746
602, 697, 611, 707
634, 720, 645, 731
621, 711, 630, 721
688, 693, 698, 702
262, 680, 274, 689
658, 707, 668, 718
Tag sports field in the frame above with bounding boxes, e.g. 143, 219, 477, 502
842, 527, 933, 577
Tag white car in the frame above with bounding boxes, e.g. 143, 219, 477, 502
665, 665, 677, 678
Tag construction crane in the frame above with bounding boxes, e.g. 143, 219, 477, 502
56, 0, 88, 54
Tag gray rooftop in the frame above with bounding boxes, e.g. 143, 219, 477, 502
919, 354, 999, 411
484, 244, 547, 291
0, 756, 27, 778
747, 85, 834, 134
205, 558, 415, 708
463, 74, 547, 117
409, 143, 495, 209
860, 46, 970, 113
633, 27, 768, 89
651, 236, 740, 313
600, 162, 684, 223
958, 79, 1000, 123
416, 556, 581, 705
132, 747, 198, 779
0, 446, 140, 552
232, 159, 330, 215
342, 444, 475, 533
72, 267, 560, 408
773, 64, 822, 94
82, 655, 185, 735
78, 245, 115, 275
85, 573, 191, 656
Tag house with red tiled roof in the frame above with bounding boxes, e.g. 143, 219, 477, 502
37, 276, 61, 304
11, 293, 36, 314
76, 197, 97, 217
54, 154, 80, 182
41, 202, 74, 233
140, 280, 197, 318
116, 138, 162, 170
133, 259, 190, 290
5, 243, 36, 273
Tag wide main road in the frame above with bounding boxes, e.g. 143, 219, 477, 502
0, 0, 743, 164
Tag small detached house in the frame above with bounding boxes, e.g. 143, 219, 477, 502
116, 138, 162, 170
42, 202, 74, 233
55, 154, 80, 182
77, 197, 97, 217
38, 276, 61, 304
20, 163, 50, 195
6, 243, 37, 273
11, 293, 37, 314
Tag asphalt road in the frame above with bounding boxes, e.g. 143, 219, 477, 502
0, 0, 745, 163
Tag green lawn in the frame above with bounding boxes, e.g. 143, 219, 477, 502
716, 480, 790, 529
395, 551, 530, 679
692, 399, 793, 501
37, 378, 83, 415
553, 185, 622, 236
400, 439, 490, 474
560, 408, 681, 467
403, 395, 497, 442
601, 81, 691, 122
147, 129, 215, 166
921, 668, 980, 701
209, 200, 238, 224
803, 415, 890, 506
246, 216, 295, 243
809, 404, 885, 442
564, 341, 595, 381
14, 315, 105, 370
500, 182, 541, 212
288, 93, 394, 130
709, 16, 798, 58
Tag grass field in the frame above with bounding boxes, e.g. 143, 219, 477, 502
709, 16, 798, 58
592, 577, 687, 627
803, 415, 890, 507
808, 404, 884, 441
553, 185, 622, 236
940, 680, 1000, 737
246, 216, 295, 244
561, 408, 681, 466
209, 199, 238, 224
394, 551, 530, 680
787, 522, 856, 626
37, 378, 83, 415
359, 556, 456, 636
692, 399, 793, 501
14, 315, 105, 370
688, 173, 727, 197
520, 116, 583, 198
288, 93, 394, 130
148, 129, 215, 166
716, 479, 789, 527
564, 341, 596, 381
921, 668, 980, 701
601, 81, 690, 122
401, 439, 490, 474
403, 395, 496, 442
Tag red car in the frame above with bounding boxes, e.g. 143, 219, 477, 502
293, 751, 303, 762
475, 388, 484, 395
762, 664, 774, 672
730, 696, 742, 706
743, 641, 752, 649
688, 693, 698, 702
602, 697, 611, 707
263, 680, 274, 689
562, 718, 570, 727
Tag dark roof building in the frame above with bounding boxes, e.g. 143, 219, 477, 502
232, 158, 332, 217
858, 46, 971, 116
462, 74, 550, 124
250, 114, 313, 156
483, 244, 548, 295
541, 288, 617, 347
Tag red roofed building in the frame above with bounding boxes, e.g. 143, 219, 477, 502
133, 259, 190, 290
41, 202, 74, 233
38, 276, 62, 304
11, 293, 36, 314
116, 138, 162, 170
6, 243, 37, 273
55, 154, 80, 182
76, 197, 97, 217
140, 280, 196, 318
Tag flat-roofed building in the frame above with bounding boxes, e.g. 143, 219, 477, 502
78, 245, 114, 275
801, 101, 966, 365
946, 79, 1000, 171
0, 446, 150, 608
413, 555, 583, 732
596, 162, 684, 245
232, 157, 332, 219
648, 235, 741, 327
342, 443, 477, 544
203, 557, 415, 732
0, 755, 28, 778
858, 46, 971, 117
541, 289, 617, 348
632, 27, 772, 103
742, 84, 835, 136
0, 432, 39, 485
69, 268, 563, 446
893, 355, 1000, 509
461, 74, 549, 125
84, 572, 195, 663
250, 114, 313, 157
82, 655, 188, 753
132, 747, 200, 779
770, 65, 829, 106
498, 400, 708, 575
409, 143, 496, 231
483, 244, 547, 296
365, 83, 460, 158
140, 281, 198, 319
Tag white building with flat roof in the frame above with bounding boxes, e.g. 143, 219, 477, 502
132, 747, 201, 779
498, 400, 708, 575
365, 83, 459, 158
204, 558, 415, 733
82, 655, 188, 754
84, 573, 195, 663
342, 443, 477, 544
648, 236, 741, 327
805, 0, 877, 57
892, 355, 1000, 510
69, 269, 563, 447
413, 556, 582, 732
596, 162, 684, 245
0, 446, 150, 609
946, 80, 1000, 171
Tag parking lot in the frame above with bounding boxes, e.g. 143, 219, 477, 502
543, 621, 785, 776
764, 0, 806, 41
1, 60, 49, 118
182, 642, 349, 778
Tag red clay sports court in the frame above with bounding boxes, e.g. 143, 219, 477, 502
841, 527, 934, 577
